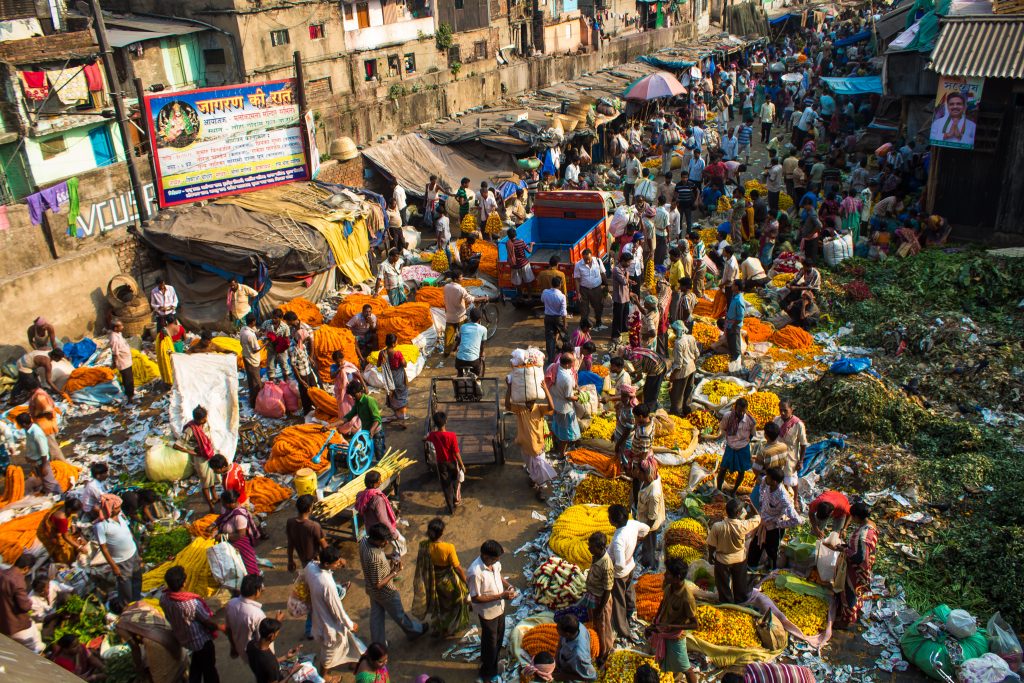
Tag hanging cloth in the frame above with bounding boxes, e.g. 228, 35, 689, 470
20, 71, 48, 101
46, 67, 88, 105
66, 177, 80, 236
83, 62, 104, 92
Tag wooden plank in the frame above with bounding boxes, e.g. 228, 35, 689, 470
0, 30, 97, 63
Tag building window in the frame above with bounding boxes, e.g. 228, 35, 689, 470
356, 1, 370, 28
270, 29, 290, 46
474, 40, 487, 59
344, 2, 354, 19
448, 45, 461, 63
308, 76, 333, 99
387, 54, 401, 78
204, 48, 226, 65
454, 0, 463, 8
40, 135, 66, 160
309, 24, 325, 39
364, 59, 378, 81
404, 53, 416, 73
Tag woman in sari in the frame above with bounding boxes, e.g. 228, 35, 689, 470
839, 189, 863, 243
412, 518, 471, 637
330, 350, 363, 435
38, 497, 88, 565
835, 501, 878, 627
377, 334, 408, 430
504, 378, 557, 493
354, 642, 390, 683
155, 316, 186, 385
216, 489, 260, 575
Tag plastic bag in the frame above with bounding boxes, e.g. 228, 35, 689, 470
287, 574, 311, 618
686, 559, 716, 590
946, 609, 979, 639
255, 382, 286, 419
830, 357, 872, 375
988, 612, 1023, 672
145, 439, 193, 482
960, 653, 1021, 683
609, 206, 635, 238
280, 381, 300, 414
816, 532, 842, 581
207, 541, 248, 591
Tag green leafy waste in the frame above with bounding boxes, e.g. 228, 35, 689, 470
52, 594, 109, 644
142, 527, 192, 563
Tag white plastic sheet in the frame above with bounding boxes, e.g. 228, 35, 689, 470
169, 352, 240, 462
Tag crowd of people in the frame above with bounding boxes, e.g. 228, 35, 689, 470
0, 7, 955, 683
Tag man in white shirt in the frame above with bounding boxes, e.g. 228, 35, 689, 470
573, 248, 606, 330
541, 276, 568, 364
468, 540, 516, 683
635, 169, 657, 205
94, 496, 141, 603
608, 504, 649, 638
392, 183, 408, 224
739, 250, 769, 290
149, 278, 179, 328
435, 212, 451, 251
478, 186, 499, 225
654, 198, 671, 266
764, 155, 784, 215
668, 202, 681, 244
795, 104, 820, 147
721, 245, 739, 286
564, 161, 580, 187
622, 151, 641, 204
81, 462, 109, 518
227, 280, 259, 328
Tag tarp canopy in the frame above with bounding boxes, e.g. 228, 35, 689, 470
835, 29, 872, 45
220, 183, 374, 284
142, 204, 332, 279
821, 75, 883, 94
768, 12, 799, 24
163, 263, 334, 329
362, 133, 520, 200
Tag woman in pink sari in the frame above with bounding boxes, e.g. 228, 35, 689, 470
835, 501, 877, 627
216, 489, 260, 575
330, 349, 363, 434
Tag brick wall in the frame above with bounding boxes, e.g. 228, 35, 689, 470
317, 157, 366, 187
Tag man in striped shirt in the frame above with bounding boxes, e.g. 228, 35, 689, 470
735, 122, 753, 164
626, 347, 667, 411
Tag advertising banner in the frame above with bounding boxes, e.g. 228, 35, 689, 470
929, 76, 983, 150
144, 79, 308, 207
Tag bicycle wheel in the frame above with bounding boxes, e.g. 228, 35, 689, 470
481, 302, 500, 339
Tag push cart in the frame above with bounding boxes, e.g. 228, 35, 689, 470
424, 375, 509, 467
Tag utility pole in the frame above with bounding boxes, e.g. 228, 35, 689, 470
83, 0, 151, 226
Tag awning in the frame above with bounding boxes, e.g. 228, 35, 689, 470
107, 28, 203, 47
930, 16, 1024, 78
768, 12, 799, 24
835, 29, 871, 46
821, 75, 883, 95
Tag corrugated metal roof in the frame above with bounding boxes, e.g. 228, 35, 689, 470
930, 16, 1024, 78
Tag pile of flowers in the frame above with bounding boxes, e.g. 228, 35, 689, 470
685, 409, 720, 432
701, 354, 730, 373
692, 321, 720, 347
702, 379, 748, 404
745, 391, 780, 428
573, 475, 631, 507
759, 574, 829, 635
582, 413, 616, 441
694, 605, 761, 648
770, 272, 795, 288
652, 415, 695, 450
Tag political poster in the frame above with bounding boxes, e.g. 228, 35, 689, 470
144, 79, 308, 207
929, 76, 983, 150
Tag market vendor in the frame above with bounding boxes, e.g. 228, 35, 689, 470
616, 403, 657, 504
174, 405, 219, 512
208, 454, 248, 508
780, 260, 821, 308
346, 304, 379, 357
507, 188, 528, 225
37, 497, 88, 565
716, 397, 756, 496
832, 501, 878, 628
706, 498, 760, 604
554, 613, 597, 681
625, 347, 667, 411
808, 490, 851, 538
50, 634, 106, 680
648, 558, 699, 683
748, 467, 800, 571
784, 290, 820, 330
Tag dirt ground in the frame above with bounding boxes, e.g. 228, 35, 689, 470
212, 304, 552, 683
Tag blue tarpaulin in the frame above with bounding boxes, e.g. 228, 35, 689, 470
835, 29, 871, 46
821, 75, 883, 95
769, 12, 799, 24
638, 54, 697, 70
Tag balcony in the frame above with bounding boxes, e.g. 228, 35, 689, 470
345, 16, 434, 52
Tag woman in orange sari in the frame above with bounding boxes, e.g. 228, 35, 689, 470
38, 497, 88, 565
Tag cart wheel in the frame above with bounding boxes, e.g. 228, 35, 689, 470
347, 430, 374, 476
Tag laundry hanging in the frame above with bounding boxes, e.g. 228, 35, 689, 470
66, 177, 80, 236
82, 62, 103, 92
46, 67, 89, 105
19, 71, 48, 101
24, 181, 69, 225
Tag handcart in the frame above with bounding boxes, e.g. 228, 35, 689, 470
423, 375, 509, 467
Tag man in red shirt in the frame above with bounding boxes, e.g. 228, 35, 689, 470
808, 490, 850, 538
423, 411, 466, 512
209, 454, 248, 507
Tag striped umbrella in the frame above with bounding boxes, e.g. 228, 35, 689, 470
623, 71, 687, 101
